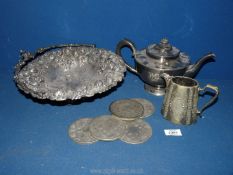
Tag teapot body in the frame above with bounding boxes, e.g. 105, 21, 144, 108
136, 60, 187, 95
116, 38, 215, 96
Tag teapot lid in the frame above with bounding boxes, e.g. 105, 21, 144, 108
146, 38, 180, 59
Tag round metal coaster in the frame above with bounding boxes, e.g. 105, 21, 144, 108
131, 98, 155, 118
89, 115, 126, 141
68, 118, 98, 144
120, 119, 152, 144
109, 99, 144, 121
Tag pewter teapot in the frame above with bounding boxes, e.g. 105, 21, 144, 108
116, 38, 216, 96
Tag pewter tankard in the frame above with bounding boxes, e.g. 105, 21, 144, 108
161, 73, 219, 125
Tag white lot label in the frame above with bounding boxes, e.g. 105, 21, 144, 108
164, 129, 182, 136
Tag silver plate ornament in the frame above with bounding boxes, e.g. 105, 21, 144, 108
120, 119, 152, 144
68, 118, 98, 144
131, 98, 155, 118
89, 115, 126, 141
14, 44, 126, 101
109, 99, 144, 121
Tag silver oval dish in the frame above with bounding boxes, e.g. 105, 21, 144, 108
14, 44, 126, 101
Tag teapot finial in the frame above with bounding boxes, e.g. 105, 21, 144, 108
160, 38, 169, 44
159, 38, 172, 51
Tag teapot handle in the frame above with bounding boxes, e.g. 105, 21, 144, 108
115, 39, 138, 74
198, 84, 219, 115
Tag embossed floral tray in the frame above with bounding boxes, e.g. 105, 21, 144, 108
14, 44, 126, 101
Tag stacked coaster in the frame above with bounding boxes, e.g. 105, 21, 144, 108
68, 98, 155, 144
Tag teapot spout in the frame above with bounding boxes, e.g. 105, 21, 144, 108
184, 52, 216, 77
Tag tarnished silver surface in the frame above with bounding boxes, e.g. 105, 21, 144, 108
14, 45, 126, 101
89, 115, 126, 141
116, 38, 216, 96
120, 119, 152, 144
131, 98, 155, 118
161, 73, 219, 125
68, 118, 98, 144
109, 99, 144, 121
144, 84, 165, 96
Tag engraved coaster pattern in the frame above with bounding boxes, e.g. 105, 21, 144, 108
68, 118, 98, 144
89, 115, 126, 141
120, 119, 152, 144
132, 98, 155, 118
109, 99, 144, 120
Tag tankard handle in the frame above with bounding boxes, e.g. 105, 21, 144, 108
115, 39, 138, 74
198, 84, 219, 115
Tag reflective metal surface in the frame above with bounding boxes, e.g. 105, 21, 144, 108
68, 118, 98, 144
89, 115, 126, 141
161, 73, 219, 125
120, 119, 152, 144
131, 98, 155, 118
14, 44, 126, 101
109, 99, 144, 120
116, 38, 215, 96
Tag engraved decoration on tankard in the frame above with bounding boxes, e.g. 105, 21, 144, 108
161, 73, 219, 125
